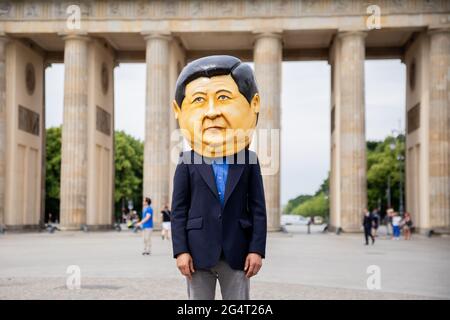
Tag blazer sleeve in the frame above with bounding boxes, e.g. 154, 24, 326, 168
247, 156, 267, 258
171, 159, 191, 258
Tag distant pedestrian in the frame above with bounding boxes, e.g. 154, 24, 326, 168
362, 208, 375, 245
401, 212, 413, 240
130, 210, 140, 232
161, 204, 172, 240
307, 216, 313, 234
121, 207, 129, 224
371, 208, 380, 237
392, 211, 402, 240
385, 208, 394, 236
135, 197, 153, 255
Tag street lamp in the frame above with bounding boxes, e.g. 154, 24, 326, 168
397, 154, 405, 216
128, 200, 134, 211
386, 175, 392, 209
323, 190, 329, 232
390, 130, 405, 216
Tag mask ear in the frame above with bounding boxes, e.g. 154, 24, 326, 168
172, 100, 181, 120
251, 93, 260, 114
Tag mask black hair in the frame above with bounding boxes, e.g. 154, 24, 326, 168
174, 55, 259, 109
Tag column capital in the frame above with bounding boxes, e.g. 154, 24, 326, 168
337, 30, 368, 40
252, 29, 283, 41
58, 32, 90, 42
0, 33, 11, 44
141, 31, 172, 42
44, 61, 52, 69
428, 27, 450, 36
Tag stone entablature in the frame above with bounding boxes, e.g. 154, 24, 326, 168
0, 0, 449, 20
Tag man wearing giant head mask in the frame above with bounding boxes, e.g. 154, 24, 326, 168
171, 55, 267, 300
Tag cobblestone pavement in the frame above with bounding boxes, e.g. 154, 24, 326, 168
0, 226, 449, 299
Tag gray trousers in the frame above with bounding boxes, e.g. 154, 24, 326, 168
187, 258, 250, 300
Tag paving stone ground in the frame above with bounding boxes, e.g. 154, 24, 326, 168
1, 225, 449, 300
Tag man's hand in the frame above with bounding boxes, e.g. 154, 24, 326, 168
176, 253, 195, 280
244, 253, 262, 278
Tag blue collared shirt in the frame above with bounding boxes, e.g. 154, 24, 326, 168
141, 206, 153, 229
211, 158, 229, 208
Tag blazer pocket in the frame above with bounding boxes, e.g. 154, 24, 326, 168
186, 216, 203, 230
239, 218, 253, 229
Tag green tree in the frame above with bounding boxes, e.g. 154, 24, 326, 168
44, 128, 144, 222
285, 135, 405, 218
283, 194, 312, 214
45, 126, 62, 220
114, 131, 144, 220
291, 192, 329, 217
285, 176, 330, 218
367, 135, 405, 211
314, 175, 329, 196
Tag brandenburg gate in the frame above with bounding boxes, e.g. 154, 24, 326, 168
0, 0, 449, 234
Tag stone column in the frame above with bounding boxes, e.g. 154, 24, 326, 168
143, 32, 171, 229
0, 35, 8, 231
253, 32, 282, 231
338, 31, 367, 232
60, 34, 90, 230
428, 29, 450, 230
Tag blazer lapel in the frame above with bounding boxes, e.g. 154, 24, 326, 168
194, 162, 219, 200
191, 149, 247, 207
223, 163, 245, 207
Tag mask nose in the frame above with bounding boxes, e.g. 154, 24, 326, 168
204, 98, 221, 119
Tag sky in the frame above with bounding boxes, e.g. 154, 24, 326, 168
45, 60, 405, 205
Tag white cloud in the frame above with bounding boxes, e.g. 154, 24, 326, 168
45, 64, 64, 128
114, 63, 146, 141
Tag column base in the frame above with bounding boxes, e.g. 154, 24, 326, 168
86, 224, 115, 231
328, 224, 362, 234
416, 227, 450, 237
59, 224, 83, 231
3, 224, 40, 232
60, 224, 115, 232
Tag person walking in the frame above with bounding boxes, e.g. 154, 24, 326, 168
135, 197, 153, 255
161, 204, 172, 240
362, 208, 375, 245
371, 208, 380, 237
307, 216, 313, 234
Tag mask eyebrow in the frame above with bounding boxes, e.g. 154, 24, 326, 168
216, 89, 232, 95
191, 91, 207, 96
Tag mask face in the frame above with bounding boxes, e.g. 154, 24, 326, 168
173, 74, 260, 158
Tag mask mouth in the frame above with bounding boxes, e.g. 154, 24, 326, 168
205, 125, 224, 130
203, 125, 227, 132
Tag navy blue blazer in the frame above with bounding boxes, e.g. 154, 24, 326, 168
171, 149, 267, 271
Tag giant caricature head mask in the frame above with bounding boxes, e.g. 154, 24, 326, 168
172, 55, 260, 158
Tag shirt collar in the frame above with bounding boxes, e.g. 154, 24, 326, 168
212, 157, 227, 165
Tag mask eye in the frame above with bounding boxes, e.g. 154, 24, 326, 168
193, 96, 205, 103
218, 95, 230, 101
